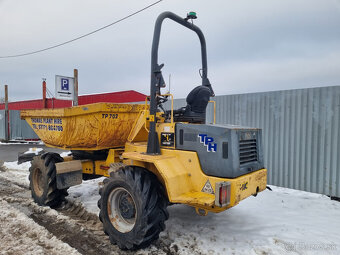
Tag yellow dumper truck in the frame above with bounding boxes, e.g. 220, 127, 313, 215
21, 12, 267, 250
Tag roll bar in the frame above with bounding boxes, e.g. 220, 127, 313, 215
147, 11, 214, 154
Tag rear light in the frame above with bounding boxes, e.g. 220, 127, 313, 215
219, 185, 227, 205
100, 165, 110, 170
215, 182, 231, 207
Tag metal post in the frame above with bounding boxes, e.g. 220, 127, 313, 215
4, 85, 9, 141
73, 69, 78, 106
42, 79, 47, 108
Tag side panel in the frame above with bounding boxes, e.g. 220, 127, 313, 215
56, 160, 83, 189
122, 143, 267, 213
21, 103, 145, 150
175, 123, 264, 178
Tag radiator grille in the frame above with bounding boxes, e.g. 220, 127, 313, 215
239, 139, 258, 165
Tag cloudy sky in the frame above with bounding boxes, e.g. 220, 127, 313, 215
0, 0, 339, 101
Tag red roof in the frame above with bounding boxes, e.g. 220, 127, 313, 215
0, 90, 147, 110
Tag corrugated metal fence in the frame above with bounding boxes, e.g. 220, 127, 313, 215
0, 110, 38, 140
9, 110, 39, 140
0, 110, 5, 139
2, 87, 339, 196
170, 86, 340, 197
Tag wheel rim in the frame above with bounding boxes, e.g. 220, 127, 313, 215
32, 167, 44, 197
107, 187, 137, 233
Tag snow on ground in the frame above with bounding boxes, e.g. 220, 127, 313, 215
2, 161, 31, 187
0, 199, 79, 255
68, 177, 105, 215
1, 155, 340, 254
162, 188, 339, 255
24, 147, 44, 155
0, 150, 71, 187
0, 141, 42, 145
0, 142, 29, 145
60, 151, 71, 157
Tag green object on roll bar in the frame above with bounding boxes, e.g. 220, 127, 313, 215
187, 11, 197, 19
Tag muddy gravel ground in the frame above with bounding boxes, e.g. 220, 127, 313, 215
1, 156, 339, 255
0, 175, 177, 255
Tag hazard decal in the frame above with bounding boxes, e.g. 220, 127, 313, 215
201, 179, 214, 194
161, 132, 174, 146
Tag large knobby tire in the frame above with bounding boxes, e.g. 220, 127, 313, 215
98, 166, 169, 250
29, 153, 68, 208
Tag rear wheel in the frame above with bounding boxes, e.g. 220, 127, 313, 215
98, 166, 169, 250
29, 153, 68, 208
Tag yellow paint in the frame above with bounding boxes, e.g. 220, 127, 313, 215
105, 148, 124, 165
149, 115, 155, 122
23, 101, 267, 213
122, 143, 267, 213
94, 160, 109, 176
127, 110, 165, 143
81, 159, 111, 177
82, 161, 94, 175
21, 103, 145, 150
127, 110, 149, 143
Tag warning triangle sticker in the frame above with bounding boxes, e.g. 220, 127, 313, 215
201, 179, 214, 194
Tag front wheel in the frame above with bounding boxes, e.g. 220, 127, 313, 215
29, 153, 68, 208
98, 166, 169, 250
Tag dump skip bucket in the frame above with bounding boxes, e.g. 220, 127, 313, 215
21, 103, 146, 150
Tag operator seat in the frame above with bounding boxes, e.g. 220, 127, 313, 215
173, 86, 211, 123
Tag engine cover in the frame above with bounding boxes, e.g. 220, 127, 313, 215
175, 123, 264, 178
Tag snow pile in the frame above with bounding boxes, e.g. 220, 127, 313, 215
0, 142, 29, 145
0, 149, 70, 186
24, 147, 43, 155
2, 161, 31, 186
68, 178, 104, 215
60, 151, 71, 157
0, 199, 79, 255
4, 161, 31, 170
160, 187, 340, 254
66, 181, 340, 254
1, 149, 339, 254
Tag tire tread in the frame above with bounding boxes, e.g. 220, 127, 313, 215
29, 153, 68, 208
98, 166, 168, 250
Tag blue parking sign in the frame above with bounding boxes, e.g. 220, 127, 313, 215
55, 75, 74, 100
61, 78, 69, 91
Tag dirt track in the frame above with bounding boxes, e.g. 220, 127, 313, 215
0, 176, 176, 255
1, 162, 339, 254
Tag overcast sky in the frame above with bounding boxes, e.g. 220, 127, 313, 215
0, 0, 339, 101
